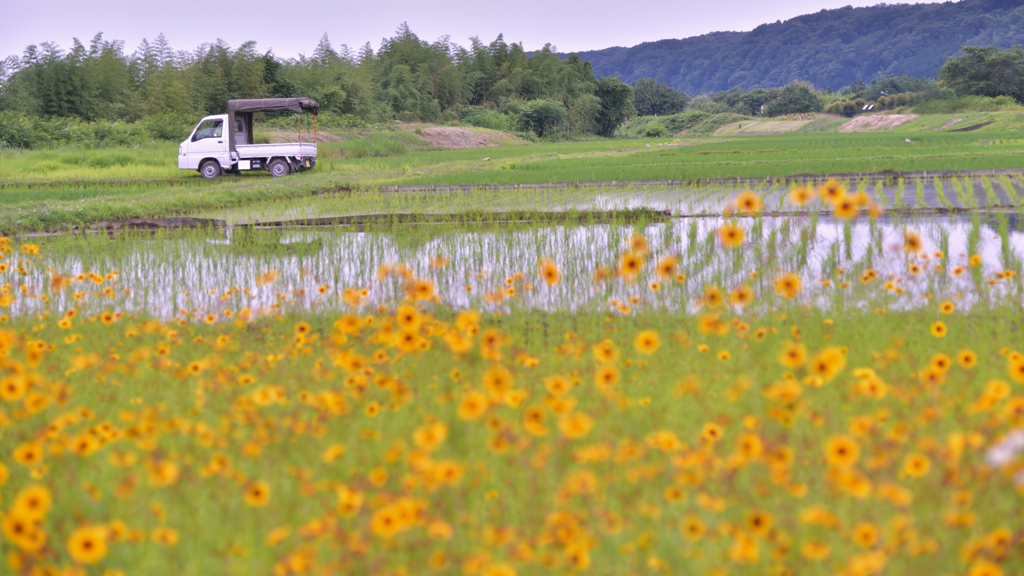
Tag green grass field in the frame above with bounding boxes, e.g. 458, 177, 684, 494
2, 114, 1024, 232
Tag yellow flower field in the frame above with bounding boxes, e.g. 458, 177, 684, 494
1, 182, 1023, 576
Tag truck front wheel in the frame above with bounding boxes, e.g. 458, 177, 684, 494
268, 159, 291, 177
200, 160, 221, 179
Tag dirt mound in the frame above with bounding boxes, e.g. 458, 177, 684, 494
714, 119, 813, 136
838, 114, 919, 132
414, 127, 522, 149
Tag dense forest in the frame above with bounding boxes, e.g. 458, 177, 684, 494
573, 0, 1024, 94
5, 2, 1024, 149
0, 24, 634, 147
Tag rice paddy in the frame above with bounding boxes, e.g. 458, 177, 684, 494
1, 139, 1023, 576
5, 128, 1024, 232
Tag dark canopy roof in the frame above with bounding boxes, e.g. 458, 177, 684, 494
227, 98, 319, 114
226, 98, 319, 151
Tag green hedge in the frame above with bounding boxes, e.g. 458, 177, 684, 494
0, 111, 195, 149
615, 110, 747, 138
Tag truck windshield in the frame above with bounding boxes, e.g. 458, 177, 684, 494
192, 120, 223, 141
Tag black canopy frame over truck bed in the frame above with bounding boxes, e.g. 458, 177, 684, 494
226, 98, 320, 153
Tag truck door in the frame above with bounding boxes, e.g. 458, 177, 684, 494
186, 118, 229, 169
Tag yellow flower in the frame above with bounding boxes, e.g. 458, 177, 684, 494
852, 522, 879, 547
321, 443, 346, 463
336, 486, 364, 517
151, 526, 179, 546
618, 252, 644, 279
701, 422, 723, 442
800, 541, 831, 560
559, 412, 594, 439
483, 563, 517, 576
13, 442, 43, 468
824, 434, 860, 468
12, 484, 52, 520
1008, 357, 1024, 383
480, 365, 513, 397
67, 525, 108, 564
2, 511, 47, 552
592, 339, 620, 363
833, 196, 858, 219
746, 510, 772, 536
595, 365, 620, 388
265, 526, 291, 547
656, 256, 678, 279
904, 231, 922, 253
967, 559, 1004, 576
458, 391, 489, 420
900, 453, 931, 478
718, 222, 745, 249
774, 272, 802, 299
818, 179, 846, 204
544, 374, 572, 397
244, 481, 271, 507
778, 342, 807, 370
730, 284, 754, 306
634, 330, 662, 355
735, 190, 763, 215
788, 185, 813, 206
680, 515, 706, 541
809, 346, 846, 382
539, 258, 561, 286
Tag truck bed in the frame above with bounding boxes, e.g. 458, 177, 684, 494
236, 142, 317, 159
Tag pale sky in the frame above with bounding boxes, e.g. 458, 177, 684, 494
1, 0, 946, 60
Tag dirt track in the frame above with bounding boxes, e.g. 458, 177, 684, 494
413, 127, 522, 149
838, 114, 919, 132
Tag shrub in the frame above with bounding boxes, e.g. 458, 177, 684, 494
662, 110, 711, 134
686, 96, 732, 114
461, 107, 513, 131
143, 113, 195, 141
765, 82, 823, 116
914, 95, 1020, 114
0, 111, 35, 149
518, 100, 567, 137
614, 111, 714, 138
643, 122, 669, 137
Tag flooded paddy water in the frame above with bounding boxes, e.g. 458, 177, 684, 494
7, 177, 1022, 320
201, 173, 1024, 224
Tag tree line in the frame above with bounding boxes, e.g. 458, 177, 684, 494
0, 24, 635, 147
617, 45, 1024, 138
3, 19, 1024, 149
571, 0, 1024, 95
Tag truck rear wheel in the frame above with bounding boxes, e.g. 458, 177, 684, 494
200, 160, 221, 179
268, 159, 291, 177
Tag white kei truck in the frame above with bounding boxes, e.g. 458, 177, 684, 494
178, 98, 319, 178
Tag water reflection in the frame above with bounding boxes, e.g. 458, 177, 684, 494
202, 175, 1024, 225
9, 213, 1021, 321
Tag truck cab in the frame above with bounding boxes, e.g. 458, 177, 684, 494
179, 114, 232, 177
178, 98, 320, 179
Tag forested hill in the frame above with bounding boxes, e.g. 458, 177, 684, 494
571, 0, 1024, 94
